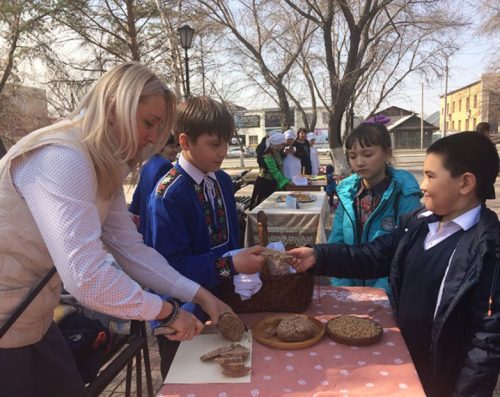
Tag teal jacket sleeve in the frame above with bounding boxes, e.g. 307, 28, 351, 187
264, 155, 290, 189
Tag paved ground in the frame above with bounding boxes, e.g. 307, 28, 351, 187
112, 152, 500, 396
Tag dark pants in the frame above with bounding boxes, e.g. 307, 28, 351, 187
0, 322, 88, 397
250, 177, 277, 210
156, 336, 180, 380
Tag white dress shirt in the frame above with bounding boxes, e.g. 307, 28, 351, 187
418, 206, 481, 318
11, 144, 200, 321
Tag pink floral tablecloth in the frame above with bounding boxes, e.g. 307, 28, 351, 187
157, 286, 425, 397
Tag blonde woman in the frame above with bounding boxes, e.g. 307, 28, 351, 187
0, 62, 230, 396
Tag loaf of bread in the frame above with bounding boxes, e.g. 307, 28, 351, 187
217, 312, 246, 342
276, 315, 316, 342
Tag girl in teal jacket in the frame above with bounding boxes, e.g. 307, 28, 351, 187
329, 122, 422, 294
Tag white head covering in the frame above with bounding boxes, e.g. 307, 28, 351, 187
307, 132, 316, 141
284, 129, 296, 140
266, 131, 286, 148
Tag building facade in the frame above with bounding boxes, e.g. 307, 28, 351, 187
439, 73, 499, 134
373, 106, 438, 149
235, 107, 340, 148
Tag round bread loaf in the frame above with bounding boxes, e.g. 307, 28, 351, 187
326, 315, 383, 346
217, 312, 246, 342
276, 315, 316, 342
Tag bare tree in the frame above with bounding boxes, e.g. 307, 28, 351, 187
197, 0, 315, 130
0, 0, 70, 144
0, 0, 69, 96
53, 0, 170, 69
476, 0, 500, 74
284, 0, 464, 173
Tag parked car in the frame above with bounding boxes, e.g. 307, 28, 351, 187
226, 147, 255, 158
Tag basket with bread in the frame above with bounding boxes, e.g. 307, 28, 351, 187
220, 211, 314, 313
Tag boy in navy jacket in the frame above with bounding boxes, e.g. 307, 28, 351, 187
290, 132, 500, 396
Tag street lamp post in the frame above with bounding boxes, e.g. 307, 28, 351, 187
177, 24, 195, 98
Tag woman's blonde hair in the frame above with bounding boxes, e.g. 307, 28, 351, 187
69, 62, 176, 199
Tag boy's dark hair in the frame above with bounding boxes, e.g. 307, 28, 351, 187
427, 132, 499, 201
476, 122, 491, 135
326, 164, 334, 174
174, 96, 235, 143
345, 123, 392, 151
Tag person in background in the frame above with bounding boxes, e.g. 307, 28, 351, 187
129, 133, 180, 237
294, 127, 312, 174
255, 135, 268, 170
328, 122, 422, 295
476, 121, 491, 137
0, 62, 229, 397
290, 132, 500, 397
282, 129, 302, 179
307, 132, 320, 175
144, 96, 266, 378
325, 164, 337, 211
250, 131, 290, 209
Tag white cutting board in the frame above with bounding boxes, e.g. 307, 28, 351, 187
164, 331, 252, 384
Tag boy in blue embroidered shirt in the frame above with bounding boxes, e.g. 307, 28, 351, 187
145, 96, 265, 376
290, 132, 500, 396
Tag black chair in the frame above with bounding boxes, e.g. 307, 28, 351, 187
86, 320, 154, 397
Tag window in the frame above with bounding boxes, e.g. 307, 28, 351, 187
466, 119, 469, 130
474, 95, 477, 108
473, 118, 477, 128
452, 102, 455, 112
466, 97, 470, 109
441, 108, 444, 116
446, 121, 449, 130
458, 120, 461, 130
249, 135, 259, 145
459, 99, 462, 111
452, 120, 455, 130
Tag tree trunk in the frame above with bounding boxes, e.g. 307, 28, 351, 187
276, 84, 292, 130
328, 109, 349, 175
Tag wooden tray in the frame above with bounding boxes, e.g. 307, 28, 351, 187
253, 314, 324, 350
325, 315, 383, 346
275, 193, 317, 203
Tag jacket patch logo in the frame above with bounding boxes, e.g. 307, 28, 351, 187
381, 216, 395, 231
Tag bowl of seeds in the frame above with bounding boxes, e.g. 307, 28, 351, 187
326, 315, 383, 346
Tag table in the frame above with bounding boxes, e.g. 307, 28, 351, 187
244, 191, 329, 248
157, 286, 425, 397
286, 179, 327, 192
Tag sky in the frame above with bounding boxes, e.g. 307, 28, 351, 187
11, 1, 498, 122
388, 26, 497, 118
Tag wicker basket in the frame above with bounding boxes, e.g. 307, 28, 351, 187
220, 271, 314, 313
220, 210, 314, 313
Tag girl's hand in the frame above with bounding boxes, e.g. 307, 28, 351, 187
193, 287, 233, 325
287, 247, 316, 272
166, 309, 204, 341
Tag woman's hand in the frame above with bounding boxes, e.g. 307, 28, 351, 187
166, 309, 204, 341
287, 247, 316, 272
192, 287, 233, 325
233, 245, 266, 274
